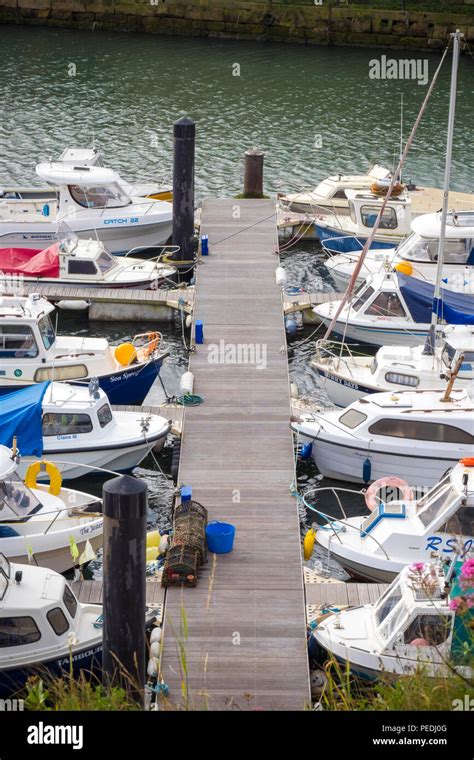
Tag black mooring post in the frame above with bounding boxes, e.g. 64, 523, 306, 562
172, 116, 195, 262
243, 148, 264, 198
102, 475, 147, 703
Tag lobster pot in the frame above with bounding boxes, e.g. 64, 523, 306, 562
173, 524, 207, 565
174, 500, 208, 522
161, 546, 200, 588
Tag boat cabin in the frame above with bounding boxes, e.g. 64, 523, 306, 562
349, 270, 413, 320
345, 189, 412, 238
395, 210, 474, 266
372, 560, 472, 667
36, 163, 133, 213
0, 553, 84, 653
40, 381, 116, 444
0, 294, 57, 364
311, 166, 391, 203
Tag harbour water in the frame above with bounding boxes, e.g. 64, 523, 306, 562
2, 26, 473, 579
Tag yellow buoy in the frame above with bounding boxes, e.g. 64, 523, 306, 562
146, 547, 159, 563
303, 528, 317, 561
394, 261, 413, 277
146, 530, 161, 549
114, 342, 137, 367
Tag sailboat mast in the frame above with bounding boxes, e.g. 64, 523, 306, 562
424, 29, 462, 354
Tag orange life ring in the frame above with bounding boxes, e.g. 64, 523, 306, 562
143, 332, 161, 357
460, 457, 474, 467
365, 476, 413, 512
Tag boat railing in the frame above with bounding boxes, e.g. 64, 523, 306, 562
302, 486, 391, 560
315, 338, 369, 378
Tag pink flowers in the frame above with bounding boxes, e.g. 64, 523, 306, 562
409, 562, 425, 572
460, 558, 474, 582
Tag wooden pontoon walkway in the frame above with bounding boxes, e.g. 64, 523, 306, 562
160, 199, 310, 710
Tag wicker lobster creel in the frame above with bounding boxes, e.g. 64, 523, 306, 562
172, 518, 207, 565
174, 500, 208, 522
162, 545, 200, 588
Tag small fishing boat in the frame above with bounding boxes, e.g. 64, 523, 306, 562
306, 459, 473, 583
0, 145, 172, 202
314, 189, 412, 254
291, 386, 474, 487
313, 268, 474, 348
0, 236, 176, 290
0, 553, 160, 697
0, 445, 102, 573
0, 381, 171, 480
311, 327, 474, 407
0, 163, 173, 255
0, 293, 169, 405
309, 557, 473, 680
325, 209, 474, 291
278, 165, 473, 219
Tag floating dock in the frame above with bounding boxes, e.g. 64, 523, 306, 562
159, 199, 311, 710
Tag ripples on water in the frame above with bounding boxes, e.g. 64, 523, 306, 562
3, 27, 473, 578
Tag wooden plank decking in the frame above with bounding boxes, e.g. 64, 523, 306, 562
160, 199, 311, 711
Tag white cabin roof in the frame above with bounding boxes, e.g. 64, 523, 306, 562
362, 386, 473, 411
442, 326, 474, 352
0, 560, 66, 611
411, 210, 474, 239
57, 147, 99, 166
345, 187, 410, 205
36, 162, 120, 186
43, 381, 108, 410
0, 293, 55, 320
325, 165, 391, 185
0, 446, 17, 479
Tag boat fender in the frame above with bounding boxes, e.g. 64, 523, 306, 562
115, 342, 137, 367
275, 266, 287, 287
285, 317, 298, 337
146, 547, 159, 563
25, 460, 62, 496
150, 627, 162, 645
158, 534, 169, 554
179, 371, 194, 396
303, 527, 317, 561
365, 476, 413, 512
146, 530, 161, 549
362, 457, 372, 484
56, 299, 91, 311
149, 641, 161, 658
147, 658, 158, 678
300, 442, 313, 460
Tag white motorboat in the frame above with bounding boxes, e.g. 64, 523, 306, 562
325, 209, 474, 291
0, 445, 102, 573
0, 145, 172, 203
0, 553, 160, 697
278, 165, 473, 218
311, 327, 474, 407
314, 189, 412, 253
0, 293, 169, 405
313, 268, 473, 348
306, 459, 473, 583
291, 386, 474, 487
309, 558, 473, 680
0, 163, 173, 254
1, 381, 171, 480
0, 235, 176, 290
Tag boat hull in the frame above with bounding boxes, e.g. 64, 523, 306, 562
315, 224, 396, 253
5, 533, 103, 575
0, 356, 164, 406
316, 316, 429, 347
313, 364, 377, 407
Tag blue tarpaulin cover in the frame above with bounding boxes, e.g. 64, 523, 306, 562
398, 272, 474, 325
0, 382, 50, 457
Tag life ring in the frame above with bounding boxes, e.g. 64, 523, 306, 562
460, 457, 474, 467
25, 461, 62, 496
365, 476, 413, 512
143, 332, 161, 357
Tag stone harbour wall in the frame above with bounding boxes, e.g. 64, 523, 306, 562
0, 1, 473, 50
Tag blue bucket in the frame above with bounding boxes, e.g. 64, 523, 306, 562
205, 521, 235, 554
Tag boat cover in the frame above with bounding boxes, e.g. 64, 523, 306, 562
0, 382, 50, 457
398, 272, 474, 325
0, 244, 60, 277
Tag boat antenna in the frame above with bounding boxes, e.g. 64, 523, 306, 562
423, 30, 462, 356
320, 42, 450, 343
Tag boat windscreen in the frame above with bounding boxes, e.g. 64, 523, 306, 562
416, 481, 458, 528
0, 476, 42, 519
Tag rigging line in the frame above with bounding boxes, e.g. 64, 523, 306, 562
321, 41, 451, 343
